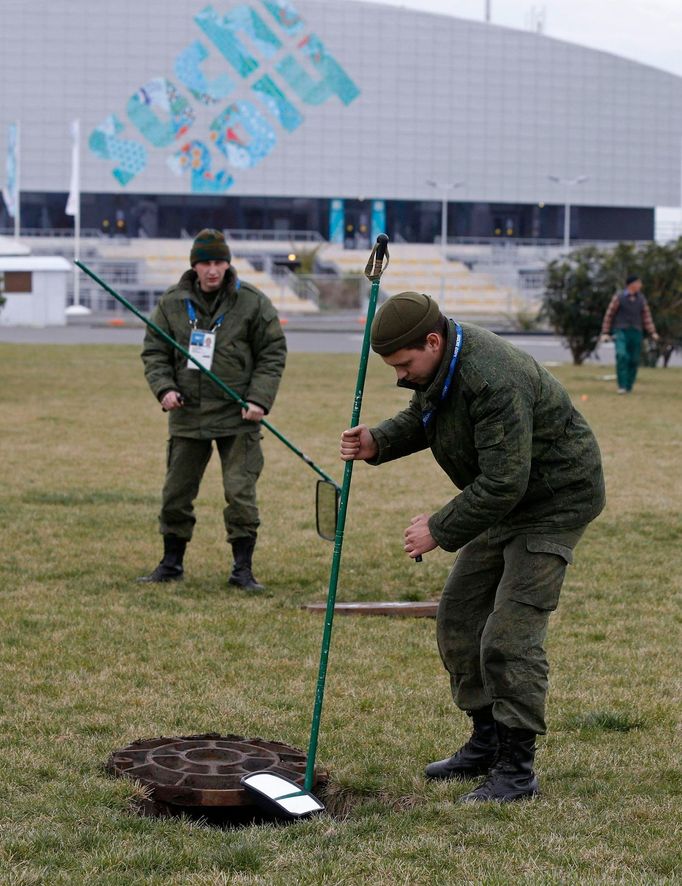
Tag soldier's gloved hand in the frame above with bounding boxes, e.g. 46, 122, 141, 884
242, 402, 265, 422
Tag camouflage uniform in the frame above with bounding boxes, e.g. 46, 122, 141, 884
369, 320, 605, 733
141, 265, 286, 542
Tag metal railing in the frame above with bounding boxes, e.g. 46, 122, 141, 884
0, 227, 103, 239
223, 228, 324, 242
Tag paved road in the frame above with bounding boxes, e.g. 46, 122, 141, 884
0, 321, 679, 367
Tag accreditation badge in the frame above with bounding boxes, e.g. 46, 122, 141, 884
188, 329, 216, 371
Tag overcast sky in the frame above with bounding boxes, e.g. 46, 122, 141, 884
361, 0, 682, 79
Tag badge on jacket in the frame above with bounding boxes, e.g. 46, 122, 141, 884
188, 329, 216, 370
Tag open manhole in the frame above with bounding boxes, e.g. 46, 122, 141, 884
107, 732, 324, 821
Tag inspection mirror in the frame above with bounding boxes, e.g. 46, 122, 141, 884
240, 771, 325, 820
316, 480, 340, 542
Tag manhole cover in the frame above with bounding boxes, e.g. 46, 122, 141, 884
107, 732, 321, 811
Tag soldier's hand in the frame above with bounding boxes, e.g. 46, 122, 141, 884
599, 334, 612, 344
161, 390, 184, 411
340, 424, 378, 461
651, 332, 660, 343
242, 402, 265, 422
404, 513, 438, 559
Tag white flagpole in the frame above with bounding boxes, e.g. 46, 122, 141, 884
65, 119, 89, 315
14, 123, 20, 239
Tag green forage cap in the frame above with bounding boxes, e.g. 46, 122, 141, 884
190, 229, 231, 266
371, 291, 441, 355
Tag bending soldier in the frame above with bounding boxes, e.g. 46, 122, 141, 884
341, 292, 605, 802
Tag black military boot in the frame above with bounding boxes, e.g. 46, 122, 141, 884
459, 722, 540, 803
425, 706, 498, 781
228, 536, 265, 592
137, 534, 187, 583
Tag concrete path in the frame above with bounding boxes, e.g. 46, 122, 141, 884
0, 318, 679, 366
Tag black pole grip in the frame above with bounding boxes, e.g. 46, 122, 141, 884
375, 233, 389, 261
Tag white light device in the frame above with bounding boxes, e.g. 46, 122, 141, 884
240, 771, 324, 819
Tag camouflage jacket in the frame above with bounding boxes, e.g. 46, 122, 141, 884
141, 267, 286, 438
369, 321, 605, 552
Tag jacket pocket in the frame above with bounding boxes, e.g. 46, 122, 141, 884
175, 367, 200, 403
474, 421, 505, 449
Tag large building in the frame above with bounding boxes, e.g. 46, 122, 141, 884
3, 0, 682, 245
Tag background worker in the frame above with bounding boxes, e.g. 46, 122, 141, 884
340, 292, 605, 803
600, 274, 659, 393
139, 229, 287, 591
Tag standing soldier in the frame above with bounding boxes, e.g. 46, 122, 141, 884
139, 229, 287, 591
340, 292, 605, 803
600, 275, 659, 394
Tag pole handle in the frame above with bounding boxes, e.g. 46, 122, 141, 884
375, 232, 389, 261
364, 233, 390, 282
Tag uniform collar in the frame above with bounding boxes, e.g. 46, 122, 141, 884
397, 318, 460, 405
181, 266, 239, 316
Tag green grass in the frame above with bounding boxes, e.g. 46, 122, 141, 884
0, 344, 680, 884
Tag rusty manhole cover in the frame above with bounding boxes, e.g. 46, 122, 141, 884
107, 732, 322, 815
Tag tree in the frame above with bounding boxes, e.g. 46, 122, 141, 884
541, 246, 615, 364
635, 238, 682, 367
541, 240, 682, 366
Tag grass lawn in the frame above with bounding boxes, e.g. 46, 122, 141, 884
0, 343, 680, 885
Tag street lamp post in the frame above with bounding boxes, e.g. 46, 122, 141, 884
547, 174, 589, 252
426, 179, 465, 304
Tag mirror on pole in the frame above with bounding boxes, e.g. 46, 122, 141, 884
316, 480, 339, 542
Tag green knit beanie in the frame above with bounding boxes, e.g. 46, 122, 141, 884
190, 229, 231, 266
371, 292, 441, 356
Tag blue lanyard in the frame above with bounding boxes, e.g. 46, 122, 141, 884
185, 280, 239, 329
185, 298, 225, 332
422, 322, 463, 428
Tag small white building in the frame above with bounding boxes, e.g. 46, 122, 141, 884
0, 256, 72, 326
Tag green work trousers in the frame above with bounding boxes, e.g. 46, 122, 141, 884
436, 527, 585, 734
614, 327, 643, 391
159, 432, 263, 543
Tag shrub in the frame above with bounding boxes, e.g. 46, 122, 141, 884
542, 240, 682, 365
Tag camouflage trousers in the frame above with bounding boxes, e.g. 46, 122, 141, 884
436, 527, 586, 734
158, 432, 264, 543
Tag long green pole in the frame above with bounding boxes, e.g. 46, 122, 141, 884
74, 259, 340, 491
304, 234, 389, 791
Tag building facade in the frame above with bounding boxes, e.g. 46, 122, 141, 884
2, 0, 682, 244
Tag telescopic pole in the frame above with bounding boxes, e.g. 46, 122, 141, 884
74, 260, 340, 491
304, 233, 389, 791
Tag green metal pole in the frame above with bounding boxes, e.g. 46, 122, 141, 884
304, 234, 389, 791
74, 259, 340, 491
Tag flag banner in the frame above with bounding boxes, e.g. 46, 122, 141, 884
65, 119, 80, 216
2, 123, 19, 219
